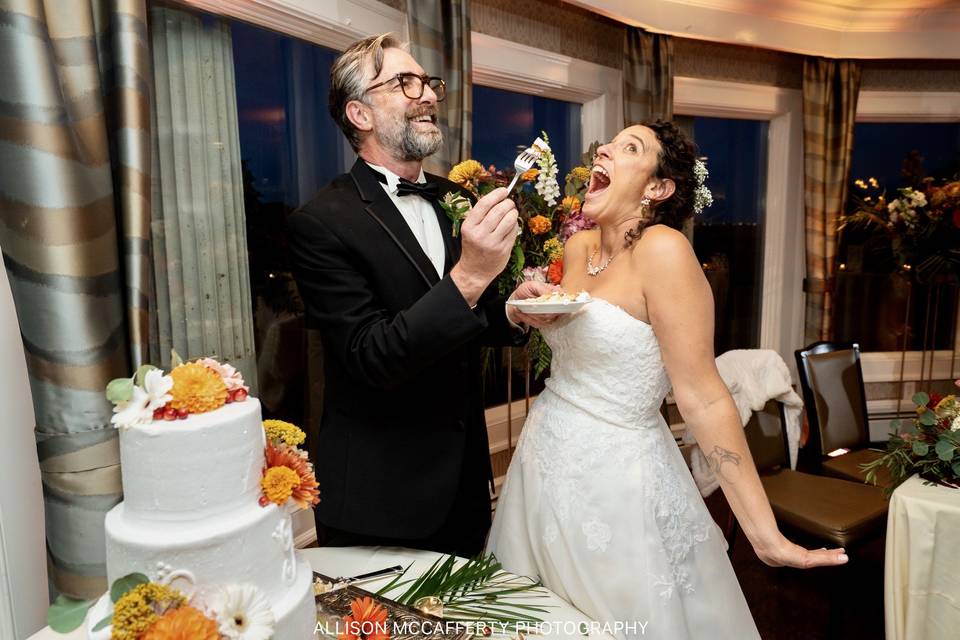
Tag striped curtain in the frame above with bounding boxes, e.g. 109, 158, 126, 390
0, 0, 152, 597
623, 27, 674, 124
802, 58, 861, 343
406, 0, 472, 175
149, 6, 258, 382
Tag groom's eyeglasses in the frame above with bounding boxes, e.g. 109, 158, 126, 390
365, 73, 446, 102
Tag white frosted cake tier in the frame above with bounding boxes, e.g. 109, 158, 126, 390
104, 500, 305, 604
118, 398, 264, 520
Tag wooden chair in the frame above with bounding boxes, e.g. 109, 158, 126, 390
795, 342, 891, 486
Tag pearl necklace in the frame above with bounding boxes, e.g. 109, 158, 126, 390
586, 246, 621, 276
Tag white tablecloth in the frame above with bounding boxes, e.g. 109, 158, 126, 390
885, 475, 960, 640
29, 546, 612, 639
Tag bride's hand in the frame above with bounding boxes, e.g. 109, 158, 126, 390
754, 536, 848, 569
507, 281, 563, 329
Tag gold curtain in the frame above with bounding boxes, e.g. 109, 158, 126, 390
802, 57, 861, 343
0, 0, 153, 596
623, 26, 674, 124
406, 0, 472, 175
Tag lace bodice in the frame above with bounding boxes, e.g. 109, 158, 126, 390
541, 298, 671, 427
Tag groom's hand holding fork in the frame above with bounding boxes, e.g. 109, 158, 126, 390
450, 187, 519, 307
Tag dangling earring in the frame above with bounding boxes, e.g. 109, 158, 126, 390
640, 197, 651, 219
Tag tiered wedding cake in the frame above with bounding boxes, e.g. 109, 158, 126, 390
78, 360, 318, 639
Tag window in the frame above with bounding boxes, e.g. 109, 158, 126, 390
683, 116, 769, 355
472, 85, 583, 174
471, 85, 583, 407
229, 20, 348, 424
835, 122, 960, 352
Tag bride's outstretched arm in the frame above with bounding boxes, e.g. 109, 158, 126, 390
635, 226, 848, 570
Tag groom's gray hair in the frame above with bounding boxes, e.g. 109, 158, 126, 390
329, 33, 407, 152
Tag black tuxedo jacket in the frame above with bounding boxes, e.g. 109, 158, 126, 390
288, 159, 524, 539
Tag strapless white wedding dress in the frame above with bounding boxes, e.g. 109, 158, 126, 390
487, 298, 759, 639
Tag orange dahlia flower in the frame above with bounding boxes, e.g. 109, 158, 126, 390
142, 606, 219, 640
521, 168, 539, 182
528, 215, 551, 235
547, 260, 563, 285
339, 596, 390, 640
168, 362, 228, 414
263, 442, 320, 509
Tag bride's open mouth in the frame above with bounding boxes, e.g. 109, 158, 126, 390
586, 164, 611, 200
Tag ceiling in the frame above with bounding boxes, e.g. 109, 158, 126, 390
569, 0, 960, 58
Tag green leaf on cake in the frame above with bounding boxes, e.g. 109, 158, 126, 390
47, 595, 94, 633
92, 613, 113, 631
105, 377, 134, 403
134, 364, 158, 387
110, 572, 150, 603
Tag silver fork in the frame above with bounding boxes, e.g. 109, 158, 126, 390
505, 137, 546, 194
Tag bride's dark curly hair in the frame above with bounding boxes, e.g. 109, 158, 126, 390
623, 120, 700, 247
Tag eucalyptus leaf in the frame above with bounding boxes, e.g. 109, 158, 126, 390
952, 460, 960, 476
935, 438, 956, 462
110, 572, 150, 603
913, 392, 930, 407
919, 410, 938, 426
92, 613, 113, 631
47, 595, 94, 633
134, 364, 158, 387
889, 419, 902, 431
912, 441, 929, 457
105, 377, 134, 404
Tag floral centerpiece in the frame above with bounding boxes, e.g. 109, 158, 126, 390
48, 572, 276, 639
839, 174, 960, 283
441, 134, 597, 377
260, 419, 320, 509
106, 353, 249, 429
862, 379, 960, 493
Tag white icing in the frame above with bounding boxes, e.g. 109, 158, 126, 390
91, 396, 316, 639
118, 399, 265, 520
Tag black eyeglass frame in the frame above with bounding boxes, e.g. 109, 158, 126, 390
364, 73, 446, 101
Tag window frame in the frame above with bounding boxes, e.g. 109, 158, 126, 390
674, 76, 806, 378
849, 92, 960, 424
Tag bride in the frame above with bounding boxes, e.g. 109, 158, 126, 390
490, 121, 847, 639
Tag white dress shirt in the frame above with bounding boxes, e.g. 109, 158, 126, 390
365, 162, 446, 278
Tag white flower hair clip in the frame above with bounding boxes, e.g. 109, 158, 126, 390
693, 158, 713, 215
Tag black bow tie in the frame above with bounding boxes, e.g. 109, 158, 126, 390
369, 166, 440, 201
396, 178, 440, 201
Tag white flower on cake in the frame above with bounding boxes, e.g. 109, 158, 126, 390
205, 583, 276, 640
110, 369, 173, 430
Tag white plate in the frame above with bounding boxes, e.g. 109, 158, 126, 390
506, 299, 591, 314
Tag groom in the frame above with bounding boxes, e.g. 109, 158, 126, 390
288, 34, 547, 556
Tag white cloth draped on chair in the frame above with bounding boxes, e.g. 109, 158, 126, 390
683, 349, 803, 497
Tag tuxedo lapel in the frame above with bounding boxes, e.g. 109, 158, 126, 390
350, 160, 439, 288
431, 198, 458, 275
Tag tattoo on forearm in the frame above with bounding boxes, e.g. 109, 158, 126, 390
706, 445, 741, 482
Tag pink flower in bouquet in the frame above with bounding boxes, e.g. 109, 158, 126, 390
522, 266, 548, 283
198, 357, 249, 393
559, 210, 596, 242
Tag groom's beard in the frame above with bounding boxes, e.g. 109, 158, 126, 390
374, 105, 443, 161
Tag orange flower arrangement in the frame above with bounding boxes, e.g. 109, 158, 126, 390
142, 605, 219, 640
520, 168, 539, 182
168, 362, 228, 414
527, 215, 552, 235
561, 195, 581, 213
260, 441, 320, 508
547, 260, 563, 285
339, 596, 390, 640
